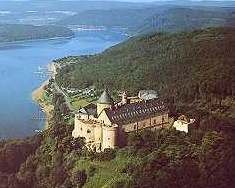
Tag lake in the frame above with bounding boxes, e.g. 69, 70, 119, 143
0, 30, 126, 139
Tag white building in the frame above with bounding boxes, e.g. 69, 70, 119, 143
138, 90, 158, 101
173, 115, 195, 133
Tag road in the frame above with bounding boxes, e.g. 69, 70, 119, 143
49, 62, 76, 113
53, 82, 75, 112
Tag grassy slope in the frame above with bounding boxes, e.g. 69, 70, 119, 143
72, 152, 139, 188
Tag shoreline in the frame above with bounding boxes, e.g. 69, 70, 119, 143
32, 60, 57, 130
0, 27, 128, 46
32, 61, 58, 130
32, 79, 54, 129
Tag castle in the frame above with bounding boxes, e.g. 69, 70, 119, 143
72, 90, 169, 151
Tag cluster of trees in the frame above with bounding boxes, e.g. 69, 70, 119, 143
125, 128, 235, 188
0, 136, 42, 187
1, 125, 234, 187
52, 92, 70, 119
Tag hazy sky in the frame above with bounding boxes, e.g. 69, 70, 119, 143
108, 0, 234, 1
64, 0, 235, 2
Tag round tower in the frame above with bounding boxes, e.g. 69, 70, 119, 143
97, 89, 113, 116
102, 125, 118, 150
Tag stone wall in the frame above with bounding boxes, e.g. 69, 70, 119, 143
73, 110, 170, 151
73, 117, 102, 145
122, 113, 169, 133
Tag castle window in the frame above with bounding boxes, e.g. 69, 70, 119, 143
87, 129, 91, 134
134, 124, 137, 130
153, 119, 156, 125
108, 138, 110, 140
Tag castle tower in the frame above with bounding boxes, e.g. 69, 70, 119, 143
121, 91, 128, 105
97, 89, 113, 116
102, 125, 118, 150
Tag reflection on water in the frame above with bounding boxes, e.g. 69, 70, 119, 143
0, 30, 126, 139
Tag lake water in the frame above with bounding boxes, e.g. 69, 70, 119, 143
0, 30, 126, 139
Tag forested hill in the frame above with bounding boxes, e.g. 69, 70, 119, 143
57, 8, 163, 31
56, 27, 235, 125
139, 7, 235, 33
57, 7, 235, 34
0, 24, 74, 43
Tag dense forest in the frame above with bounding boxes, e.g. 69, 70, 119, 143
56, 27, 235, 122
0, 27, 235, 187
0, 24, 74, 43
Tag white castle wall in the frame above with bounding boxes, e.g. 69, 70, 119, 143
102, 126, 118, 150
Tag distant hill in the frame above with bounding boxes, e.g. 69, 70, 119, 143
57, 7, 235, 34
138, 7, 235, 33
57, 8, 163, 32
0, 0, 149, 13
0, 24, 74, 43
152, 0, 235, 7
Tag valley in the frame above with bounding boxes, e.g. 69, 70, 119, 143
0, 1, 234, 188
